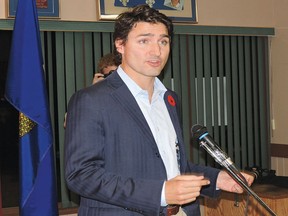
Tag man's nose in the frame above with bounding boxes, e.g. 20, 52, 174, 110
149, 43, 161, 56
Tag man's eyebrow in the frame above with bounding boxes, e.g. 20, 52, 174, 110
137, 33, 154, 37
137, 33, 170, 38
161, 34, 170, 39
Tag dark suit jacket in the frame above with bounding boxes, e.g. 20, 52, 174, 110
64, 72, 220, 216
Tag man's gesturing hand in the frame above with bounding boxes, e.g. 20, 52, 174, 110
165, 175, 210, 205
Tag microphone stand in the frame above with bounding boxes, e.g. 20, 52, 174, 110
222, 162, 277, 216
198, 140, 277, 215
192, 125, 277, 216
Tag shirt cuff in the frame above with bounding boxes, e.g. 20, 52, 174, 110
161, 181, 168, 206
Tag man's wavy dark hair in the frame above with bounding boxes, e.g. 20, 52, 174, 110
113, 4, 173, 64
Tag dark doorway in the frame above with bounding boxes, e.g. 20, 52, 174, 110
0, 30, 19, 207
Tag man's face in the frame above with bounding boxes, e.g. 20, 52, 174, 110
116, 22, 170, 81
102, 65, 118, 75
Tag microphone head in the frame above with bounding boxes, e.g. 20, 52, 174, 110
191, 124, 208, 140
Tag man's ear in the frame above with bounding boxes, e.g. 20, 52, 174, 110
115, 39, 124, 54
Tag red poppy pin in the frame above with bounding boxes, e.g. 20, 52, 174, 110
168, 95, 176, 106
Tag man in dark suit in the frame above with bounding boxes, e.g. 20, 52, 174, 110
64, 5, 254, 216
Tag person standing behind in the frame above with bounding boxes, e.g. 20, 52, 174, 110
92, 52, 120, 84
64, 5, 254, 216
63, 53, 119, 128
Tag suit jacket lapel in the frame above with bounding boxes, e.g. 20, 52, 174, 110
108, 73, 159, 152
164, 91, 187, 172
108, 73, 186, 172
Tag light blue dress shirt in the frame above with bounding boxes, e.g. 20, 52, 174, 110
117, 66, 180, 206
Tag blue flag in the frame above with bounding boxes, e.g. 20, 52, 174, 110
5, 0, 59, 215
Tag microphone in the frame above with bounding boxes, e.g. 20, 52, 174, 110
191, 124, 238, 173
191, 124, 277, 216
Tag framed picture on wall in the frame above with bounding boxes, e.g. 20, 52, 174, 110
8, 0, 60, 18
97, 0, 197, 23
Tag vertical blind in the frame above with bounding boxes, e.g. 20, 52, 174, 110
168, 35, 270, 170
41, 31, 270, 207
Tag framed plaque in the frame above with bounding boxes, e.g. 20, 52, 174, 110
98, 0, 197, 23
8, 0, 60, 18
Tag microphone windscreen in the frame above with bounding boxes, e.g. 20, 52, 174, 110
191, 124, 207, 140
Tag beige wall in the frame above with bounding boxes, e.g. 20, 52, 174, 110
0, 0, 275, 26
269, 0, 288, 175
0, 0, 5, 18
59, 0, 97, 21
1, 0, 287, 170
197, 0, 274, 27
270, 1, 288, 145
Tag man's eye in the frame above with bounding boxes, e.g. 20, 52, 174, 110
159, 40, 169, 46
139, 39, 148, 44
